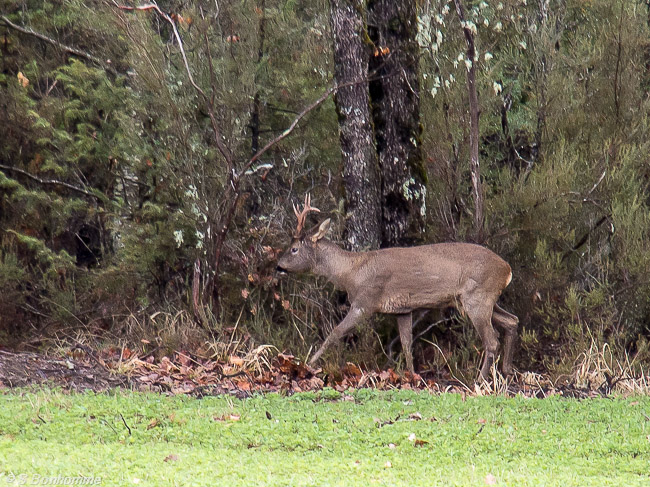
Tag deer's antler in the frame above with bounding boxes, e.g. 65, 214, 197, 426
293, 194, 320, 238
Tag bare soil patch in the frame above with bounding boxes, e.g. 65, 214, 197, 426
0, 347, 611, 398
0, 349, 129, 391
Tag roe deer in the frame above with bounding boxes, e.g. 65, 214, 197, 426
276, 195, 518, 380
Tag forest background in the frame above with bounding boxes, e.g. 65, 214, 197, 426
2, 0, 650, 384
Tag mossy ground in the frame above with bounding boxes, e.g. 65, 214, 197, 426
1, 389, 648, 486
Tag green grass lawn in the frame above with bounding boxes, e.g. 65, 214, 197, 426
0, 388, 648, 486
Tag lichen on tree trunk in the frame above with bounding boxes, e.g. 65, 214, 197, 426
454, 0, 485, 243
330, 0, 382, 251
368, 0, 427, 247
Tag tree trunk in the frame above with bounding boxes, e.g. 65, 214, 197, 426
250, 0, 266, 156
454, 0, 484, 242
368, 0, 426, 247
330, 0, 382, 251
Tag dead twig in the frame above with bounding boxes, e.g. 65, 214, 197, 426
119, 413, 132, 435
0, 163, 103, 200
0, 15, 119, 76
72, 342, 110, 372
113, 1, 233, 167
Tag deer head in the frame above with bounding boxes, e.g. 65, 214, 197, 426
277, 195, 330, 274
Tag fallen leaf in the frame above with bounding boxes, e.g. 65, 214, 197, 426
387, 368, 400, 383
17, 72, 29, 88
408, 433, 416, 442
404, 371, 423, 383
147, 418, 160, 430
163, 454, 179, 462
171, 383, 195, 394
213, 414, 241, 422
408, 412, 423, 421
309, 376, 324, 389
234, 379, 251, 391
477, 418, 487, 424
342, 362, 362, 379
485, 473, 497, 485
374, 415, 400, 428
160, 357, 173, 371
229, 355, 245, 367
414, 439, 428, 447
177, 352, 192, 367
384, 461, 392, 468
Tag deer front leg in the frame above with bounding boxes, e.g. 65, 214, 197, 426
397, 313, 414, 374
308, 306, 366, 367
462, 294, 499, 381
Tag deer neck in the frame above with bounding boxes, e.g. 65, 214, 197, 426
312, 240, 359, 292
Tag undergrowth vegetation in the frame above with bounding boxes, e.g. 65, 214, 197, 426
1, 0, 650, 382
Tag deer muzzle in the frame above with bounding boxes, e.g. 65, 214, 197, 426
276, 265, 288, 275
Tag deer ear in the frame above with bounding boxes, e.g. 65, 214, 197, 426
311, 218, 331, 243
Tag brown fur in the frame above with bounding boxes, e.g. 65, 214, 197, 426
277, 219, 518, 380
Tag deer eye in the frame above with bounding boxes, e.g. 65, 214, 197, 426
291, 247, 299, 254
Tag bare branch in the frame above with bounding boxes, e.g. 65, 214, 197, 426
454, 0, 484, 242
116, 3, 399, 178
113, 1, 234, 166
241, 84, 338, 176
0, 15, 119, 76
113, 3, 203, 96
0, 163, 102, 200
239, 76, 373, 179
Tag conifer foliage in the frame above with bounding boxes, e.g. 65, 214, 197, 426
1, 0, 650, 376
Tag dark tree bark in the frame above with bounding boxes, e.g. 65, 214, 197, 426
250, 0, 266, 156
330, 0, 382, 251
454, 0, 484, 242
367, 0, 426, 247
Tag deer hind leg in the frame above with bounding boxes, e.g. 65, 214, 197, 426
308, 306, 366, 367
397, 313, 414, 374
492, 303, 519, 376
462, 294, 500, 381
